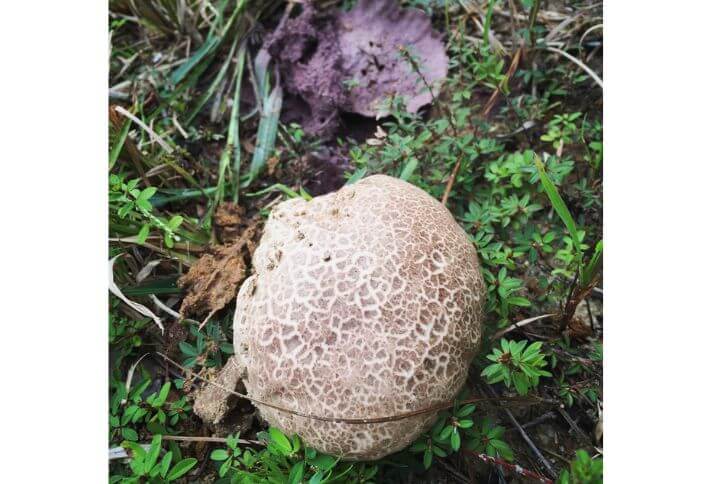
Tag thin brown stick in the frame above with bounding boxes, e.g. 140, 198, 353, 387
437, 458, 470, 484
507, 411, 557, 432
440, 153, 463, 207
490, 313, 556, 341
483, 384, 557, 479
157, 352, 546, 425
466, 450, 553, 483
482, 46, 523, 118
555, 405, 592, 444
161, 435, 263, 446
441, 46, 523, 207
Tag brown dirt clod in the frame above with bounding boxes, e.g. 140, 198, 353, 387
178, 220, 261, 324
214, 202, 246, 245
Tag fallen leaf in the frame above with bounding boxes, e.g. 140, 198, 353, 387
109, 255, 164, 333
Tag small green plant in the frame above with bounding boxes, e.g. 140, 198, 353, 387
541, 112, 582, 150
482, 268, 531, 325
409, 426, 449, 470
109, 309, 149, 361
210, 433, 248, 478
112, 434, 198, 483
558, 378, 600, 408
216, 428, 375, 484
433, 402, 476, 452
464, 418, 514, 461
557, 449, 603, 484
513, 225, 557, 264
409, 401, 514, 469
109, 175, 185, 247
179, 322, 234, 369
110, 378, 190, 442
482, 339, 552, 395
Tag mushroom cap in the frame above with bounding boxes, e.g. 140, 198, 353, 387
233, 175, 484, 460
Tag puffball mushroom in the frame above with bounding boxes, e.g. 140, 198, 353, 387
233, 175, 485, 460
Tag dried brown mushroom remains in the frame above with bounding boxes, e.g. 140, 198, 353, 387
233, 175, 485, 460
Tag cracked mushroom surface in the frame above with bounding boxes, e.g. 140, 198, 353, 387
233, 175, 485, 460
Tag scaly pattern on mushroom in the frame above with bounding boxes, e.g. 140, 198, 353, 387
233, 175, 485, 460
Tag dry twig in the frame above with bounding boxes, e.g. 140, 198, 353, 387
483, 384, 557, 479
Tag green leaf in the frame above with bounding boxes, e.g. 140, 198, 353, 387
423, 448, 433, 469
138, 187, 157, 201
269, 427, 293, 454
450, 428, 461, 451
490, 439, 514, 461
507, 296, 531, 307
109, 116, 132, 170
432, 445, 447, 457
136, 199, 152, 212
346, 168, 368, 185
309, 471, 324, 484
458, 419, 474, 429
154, 382, 171, 407
159, 451, 173, 478
310, 454, 336, 471
581, 239, 603, 285
522, 341, 543, 359
145, 434, 162, 473
456, 403, 476, 417
534, 155, 582, 261
410, 441, 427, 453
291, 434, 302, 453
170, 37, 219, 86
179, 341, 198, 357
121, 427, 138, 441
500, 338, 510, 353
510, 340, 528, 357
226, 433, 240, 449
136, 224, 151, 245
557, 470, 570, 484
400, 158, 418, 181
288, 461, 304, 484
488, 425, 506, 439
168, 215, 184, 231
513, 373, 530, 395
166, 458, 197, 480
211, 449, 229, 461
220, 457, 232, 477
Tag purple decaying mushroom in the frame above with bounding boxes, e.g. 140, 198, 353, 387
263, 0, 449, 137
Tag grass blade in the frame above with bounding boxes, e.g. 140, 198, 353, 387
246, 84, 282, 185
109, 116, 132, 170
213, 46, 246, 208
534, 155, 582, 261
170, 37, 218, 86
246, 183, 311, 201
169, 0, 248, 87
185, 37, 239, 125
581, 239, 603, 285
230, 46, 246, 203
